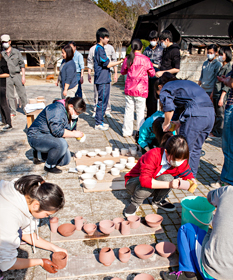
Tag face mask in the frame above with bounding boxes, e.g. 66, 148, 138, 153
170, 159, 185, 167
2, 42, 9, 49
150, 41, 157, 47
72, 115, 79, 120
161, 42, 167, 49
218, 55, 224, 63
207, 53, 215, 60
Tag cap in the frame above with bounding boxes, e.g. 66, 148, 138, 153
1, 34, 10, 42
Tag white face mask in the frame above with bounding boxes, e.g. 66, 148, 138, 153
170, 159, 185, 167
207, 53, 215, 60
218, 55, 224, 63
2, 42, 9, 49
72, 115, 79, 120
150, 41, 157, 47
161, 42, 167, 49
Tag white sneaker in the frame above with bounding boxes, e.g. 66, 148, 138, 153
95, 123, 109, 131
92, 112, 96, 118
105, 113, 112, 118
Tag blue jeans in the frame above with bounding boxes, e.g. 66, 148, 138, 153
28, 135, 71, 167
75, 72, 82, 98
221, 105, 233, 184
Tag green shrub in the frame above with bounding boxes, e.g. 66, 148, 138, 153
126, 39, 150, 55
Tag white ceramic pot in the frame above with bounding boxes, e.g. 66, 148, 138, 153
126, 163, 136, 170
75, 151, 82, 159
121, 148, 128, 156
112, 151, 120, 157
96, 171, 105, 181
120, 158, 127, 165
99, 151, 107, 157
130, 150, 137, 156
87, 152, 96, 158
81, 150, 88, 156
84, 166, 97, 174
99, 164, 106, 171
94, 149, 101, 154
103, 160, 115, 168
83, 179, 97, 189
81, 173, 93, 180
111, 168, 120, 176
128, 157, 135, 164
114, 148, 119, 152
106, 147, 112, 154
94, 161, 102, 168
114, 164, 125, 170
76, 165, 87, 173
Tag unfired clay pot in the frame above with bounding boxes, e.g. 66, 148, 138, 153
75, 216, 86, 231
134, 273, 154, 280
112, 217, 124, 230
145, 214, 163, 228
83, 223, 97, 236
121, 221, 130, 235
99, 220, 115, 234
52, 252, 67, 269
50, 217, 59, 233
127, 215, 141, 229
99, 247, 115, 266
178, 180, 191, 190
57, 223, 76, 237
134, 244, 155, 260
155, 241, 176, 258
119, 247, 131, 263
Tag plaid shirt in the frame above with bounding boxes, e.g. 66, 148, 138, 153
226, 65, 233, 108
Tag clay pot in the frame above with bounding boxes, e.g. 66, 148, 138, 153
99, 247, 115, 266
178, 180, 191, 190
112, 217, 124, 230
50, 217, 59, 233
99, 220, 115, 234
145, 214, 163, 228
83, 223, 97, 236
155, 242, 176, 258
127, 215, 141, 229
118, 247, 131, 263
134, 273, 154, 280
134, 244, 155, 260
74, 216, 86, 231
52, 252, 67, 269
57, 223, 76, 237
121, 221, 130, 235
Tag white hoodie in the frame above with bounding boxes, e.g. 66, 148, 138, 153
0, 180, 39, 272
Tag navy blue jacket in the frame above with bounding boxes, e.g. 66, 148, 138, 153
94, 44, 111, 84
60, 60, 78, 90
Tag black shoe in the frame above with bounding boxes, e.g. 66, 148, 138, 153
161, 271, 197, 280
152, 199, 176, 212
124, 203, 139, 217
33, 150, 42, 165
2, 124, 12, 131
44, 166, 62, 174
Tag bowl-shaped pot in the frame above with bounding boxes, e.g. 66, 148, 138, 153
114, 163, 125, 170
52, 252, 67, 269
134, 244, 155, 260
112, 217, 124, 230
103, 160, 115, 168
81, 150, 88, 156
94, 161, 102, 167
81, 173, 94, 180
145, 214, 163, 228
134, 273, 154, 280
99, 247, 115, 266
76, 165, 87, 173
83, 223, 97, 236
84, 166, 97, 174
126, 163, 136, 170
127, 215, 141, 229
121, 148, 128, 156
111, 168, 120, 176
57, 223, 76, 237
105, 146, 112, 154
95, 171, 105, 181
155, 241, 176, 258
87, 152, 97, 158
112, 151, 120, 157
83, 179, 97, 189
119, 247, 131, 263
94, 149, 101, 153
127, 157, 135, 163
75, 151, 82, 159
99, 151, 107, 157
99, 220, 115, 234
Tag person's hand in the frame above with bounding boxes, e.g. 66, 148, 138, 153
210, 92, 213, 102
80, 76, 84, 84
41, 259, 58, 273
171, 120, 181, 131
88, 74, 92, 83
218, 98, 224, 107
217, 75, 226, 83
190, 178, 197, 185
144, 146, 150, 152
155, 71, 163, 78
52, 245, 68, 256
73, 131, 84, 138
114, 73, 118, 83
63, 90, 67, 97
162, 122, 170, 132
22, 76, 26, 85
169, 178, 181, 189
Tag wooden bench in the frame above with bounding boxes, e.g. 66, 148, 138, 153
26, 109, 43, 128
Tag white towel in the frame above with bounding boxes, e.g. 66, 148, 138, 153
25, 103, 45, 113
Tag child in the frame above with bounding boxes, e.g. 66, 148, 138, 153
94, 27, 123, 131
0, 175, 66, 274
121, 39, 155, 138
124, 135, 195, 215
161, 185, 233, 280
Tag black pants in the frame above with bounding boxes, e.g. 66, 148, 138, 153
0, 86, 11, 126
212, 94, 227, 137
146, 77, 158, 118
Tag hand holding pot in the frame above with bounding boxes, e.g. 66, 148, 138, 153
41, 258, 58, 273
52, 245, 68, 260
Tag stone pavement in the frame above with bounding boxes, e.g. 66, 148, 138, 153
1, 75, 223, 280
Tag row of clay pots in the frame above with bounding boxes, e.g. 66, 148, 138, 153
112, 274, 154, 280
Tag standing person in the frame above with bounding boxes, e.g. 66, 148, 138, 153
143, 30, 163, 117
68, 41, 84, 98
0, 52, 12, 131
155, 73, 215, 177
1, 34, 27, 117
121, 39, 155, 138
198, 44, 221, 96
60, 44, 78, 98
93, 27, 123, 131
155, 30, 180, 78
210, 47, 232, 137
87, 43, 118, 118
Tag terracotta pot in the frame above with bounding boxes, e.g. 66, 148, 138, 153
112, 217, 124, 230
155, 241, 176, 258
134, 244, 155, 260
178, 180, 191, 190
99, 247, 115, 266
145, 214, 163, 228
134, 273, 154, 280
127, 215, 141, 229
52, 252, 67, 269
83, 223, 97, 236
57, 223, 76, 237
121, 221, 130, 235
74, 216, 86, 231
50, 217, 59, 233
99, 220, 115, 234
119, 247, 131, 263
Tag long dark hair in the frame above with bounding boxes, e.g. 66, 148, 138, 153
14, 175, 65, 212
65, 97, 86, 122
127, 39, 143, 68
154, 72, 178, 98
62, 44, 74, 62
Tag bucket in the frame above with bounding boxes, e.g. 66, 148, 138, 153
181, 196, 215, 232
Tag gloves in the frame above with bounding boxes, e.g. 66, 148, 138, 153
42, 258, 58, 273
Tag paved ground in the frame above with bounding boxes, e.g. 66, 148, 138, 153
1, 74, 223, 280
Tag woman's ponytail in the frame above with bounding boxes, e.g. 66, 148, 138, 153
127, 39, 143, 68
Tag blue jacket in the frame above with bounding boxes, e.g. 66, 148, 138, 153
73, 50, 84, 73
27, 101, 76, 139
143, 45, 163, 68
94, 44, 111, 84
60, 60, 78, 90
138, 111, 164, 148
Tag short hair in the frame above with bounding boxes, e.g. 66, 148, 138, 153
228, 20, 233, 39
96, 27, 109, 43
159, 30, 173, 42
62, 44, 74, 62
68, 41, 76, 47
149, 30, 158, 40
207, 44, 218, 52
219, 46, 232, 63
165, 135, 190, 162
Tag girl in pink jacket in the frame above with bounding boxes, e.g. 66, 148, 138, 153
121, 39, 155, 137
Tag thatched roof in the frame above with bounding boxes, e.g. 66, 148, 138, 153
0, 0, 131, 43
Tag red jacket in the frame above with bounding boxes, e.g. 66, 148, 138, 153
125, 148, 194, 189
121, 52, 155, 98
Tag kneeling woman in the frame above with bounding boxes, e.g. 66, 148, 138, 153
27, 97, 86, 174
0, 175, 66, 275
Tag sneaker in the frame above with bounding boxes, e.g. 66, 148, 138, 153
2, 124, 12, 131
105, 113, 112, 118
44, 166, 62, 174
210, 180, 229, 189
0, 121, 5, 126
95, 123, 109, 131
124, 203, 139, 217
161, 271, 197, 280
152, 199, 176, 212
92, 112, 96, 118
